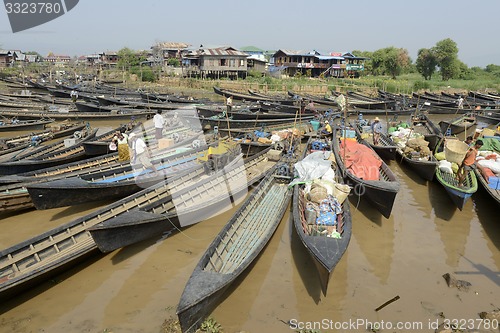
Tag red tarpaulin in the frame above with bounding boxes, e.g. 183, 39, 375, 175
340, 139, 382, 181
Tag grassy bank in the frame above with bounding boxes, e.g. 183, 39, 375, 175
121, 73, 499, 99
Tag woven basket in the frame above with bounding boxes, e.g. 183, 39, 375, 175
444, 140, 469, 164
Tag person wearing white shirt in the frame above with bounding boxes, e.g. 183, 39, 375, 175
129, 133, 157, 174
153, 110, 166, 140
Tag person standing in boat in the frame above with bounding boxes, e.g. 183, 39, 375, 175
114, 130, 130, 162
129, 133, 158, 174
70, 89, 78, 102
371, 117, 383, 145
457, 139, 483, 185
299, 98, 306, 114
456, 96, 464, 109
153, 110, 165, 140
226, 95, 233, 113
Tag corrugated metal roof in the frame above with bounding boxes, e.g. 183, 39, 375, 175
194, 47, 249, 57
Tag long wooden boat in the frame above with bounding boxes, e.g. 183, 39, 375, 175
0, 127, 102, 175
439, 114, 477, 135
352, 123, 397, 160
214, 86, 295, 105
140, 92, 206, 104
332, 126, 400, 218
474, 167, 500, 206
329, 91, 395, 110
182, 113, 315, 131
0, 99, 46, 109
0, 122, 86, 156
176, 163, 293, 333
435, 167, 477, 210
196, 105, 303, 120
409, 113, 443, 152
476, 113, 500, 126
0, 147, 261, 300
26, 142, 232, 210
395, 146, 438, 181
0, 109, 156, 120
292, 138, 352, 295
0, 118, 54, 132
0, 154, 124, 214
87, 148, 276, 253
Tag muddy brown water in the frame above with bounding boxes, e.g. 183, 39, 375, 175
0, 114, 498, 333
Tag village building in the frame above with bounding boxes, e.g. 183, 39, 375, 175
182, 46, 249, 79
271, 50, 367, 78
240, 46, 269, 74
100, 51, 119, 67
44, 53, 72, 66
151, 42, 190, 66
0, 50, 13, 68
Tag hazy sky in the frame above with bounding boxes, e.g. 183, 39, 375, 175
1, 0, 499, 68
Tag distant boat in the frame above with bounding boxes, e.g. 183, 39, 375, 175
439, 114, 477, 135
0, 118, 54, 132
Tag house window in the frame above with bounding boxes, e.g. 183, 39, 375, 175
230, 59, 235, 67
221, 59, 227, 66
240, 59, 244, 67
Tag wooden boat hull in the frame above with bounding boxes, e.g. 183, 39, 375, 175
353, 124, 397, 160
0, 109, 155, 120
410, 114, 443, 152
0, 155, 124, 214
439, 115, 477, 135
0, 128, 99, 175
474, 168, 500, 206
0, 119, 54, 132
239, 141, 271, 156
27, 147, 210, 209
177, 166, 293, 332
214, 86, 295, 105
332, 127, 400, 218
292, 144, 352, 295
435, 168, 477, 210
396, 150, 438, 181
88, 148, 276, 253
183, 114, 315, 131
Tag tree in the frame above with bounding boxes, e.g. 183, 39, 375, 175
416, 48, 437, 80
433, 38, 459, 81
370, 47, 410, 78
117, 47, 145, 69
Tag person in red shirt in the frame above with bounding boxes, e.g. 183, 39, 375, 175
458, 140, 483, 186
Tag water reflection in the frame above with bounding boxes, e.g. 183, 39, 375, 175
428, 179, 459, 221
473, 189, 500, 270
351, 207, 394, 285
434, 207, 472, 268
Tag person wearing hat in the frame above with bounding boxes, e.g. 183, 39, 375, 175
371, 117, 383, 145
458, 139, 483, 186
321, 119, 332, 135
129, 133, 158, 174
